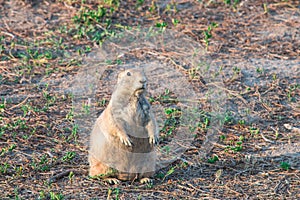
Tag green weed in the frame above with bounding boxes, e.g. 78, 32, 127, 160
31, 154, 51, 172
219, 135, 226, 141
280, 161, 290, 171
160, 145, 171, 155
71, 4, 117, 43
207, 155, 219, 163
256, 67, 264, 74
70, 124, 79, 141
162, 166, 176, 181
0, 162, 10, 174
155, 21, 167, 29
0, 100, 5, 114
99, 98, 107, 106
50, 191, 64, 200
21, 104, 31, 117
66, 108, 74, 121
203, 22, 218, 50
39, 190, 46, 199
232, 66, 241, 75
62, 151, 76, 162
238, 119, 246, 125
14, 187, 20, 200
224, 0, 240, 9
172, 19, 179, 26
287, 83, 299, 102
68, 171, 74, 183
161, 107, 181, 137
164, 2, 178, 13
249, 127, 260, 135
223, 112, 235, 125
136, 0, 144, 7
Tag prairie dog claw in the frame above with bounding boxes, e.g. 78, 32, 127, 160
119, 133, 132, 146
149, 135, 158, 145
140, 178, 153, 184
105, 178, 120, 184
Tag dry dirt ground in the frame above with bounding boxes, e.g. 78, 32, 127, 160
0, 0, 299, 199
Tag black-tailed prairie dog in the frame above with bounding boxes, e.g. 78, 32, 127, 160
88, 68, 159, 184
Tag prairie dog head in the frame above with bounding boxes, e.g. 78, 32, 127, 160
116, 68, 147, 97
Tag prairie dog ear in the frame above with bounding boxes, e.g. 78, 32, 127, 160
117, 68, 126, 81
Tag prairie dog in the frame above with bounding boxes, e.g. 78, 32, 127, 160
88, 68, 159, 183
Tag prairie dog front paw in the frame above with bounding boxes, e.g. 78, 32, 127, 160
149, 134, 159, 145
118, 131, 132, 146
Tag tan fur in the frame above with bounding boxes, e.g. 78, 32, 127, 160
88, 68, 158, 182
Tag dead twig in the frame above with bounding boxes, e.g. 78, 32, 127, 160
260, 132, 275, 144
49, 169, 85, 183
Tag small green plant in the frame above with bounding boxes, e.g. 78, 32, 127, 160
71, 4, 116, 43
71, 124, 79, 141
164, 2, 177, 13
249, 127, 260, 135
82, 102, 91, 114
155, 172, 164, 179
0, 101, 5, 113
73, 6, 107, 25
203, 22, 218, 50
0, 162, 10, 174
219, 135, 226, 141
14, 187, 20, 200
62, 151, 76, 162
1, 144, 17, 156
239, 135, 244, 141
109, 188, 120, 200
256, 67, 264, 74
99, 98, 107, 106
197, 112, 211, 130
21, 104, 31, 117
275, 130, 279, 139
160, 145, 171, 154
223, 112, 235, 125
31, 154, 51, 172
229, 142, 243, 152
90, 168, 118, 180
49, 191, 64, 200
164, 107, 180, 116
238, 119, 246, 125
207, 155, 219, 163
68, 171, 74, 183
161, 114, 178, 136
136, 0, 145, 7
103, 0, 120, 8
225, 141, 243, 153
224, 0, 240, 8
287, 84, 299, 102
15, 166, 23, 176
39, 190, 46, 199
172, 19, 179, 26
280, 161, 290, 170
155, 21, 167, 29
233, 66, 241, 75
66, 108, 74, 121
162, 166, 176, 181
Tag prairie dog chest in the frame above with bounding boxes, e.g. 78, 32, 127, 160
130, 95, 151, 127
112, 68, 151, 126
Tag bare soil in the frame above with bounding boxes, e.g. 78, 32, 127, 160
0, 0, 299, 199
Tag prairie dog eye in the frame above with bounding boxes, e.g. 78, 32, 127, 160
127, 71, 131, 76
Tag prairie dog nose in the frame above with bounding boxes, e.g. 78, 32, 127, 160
140, 78, 147, 84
